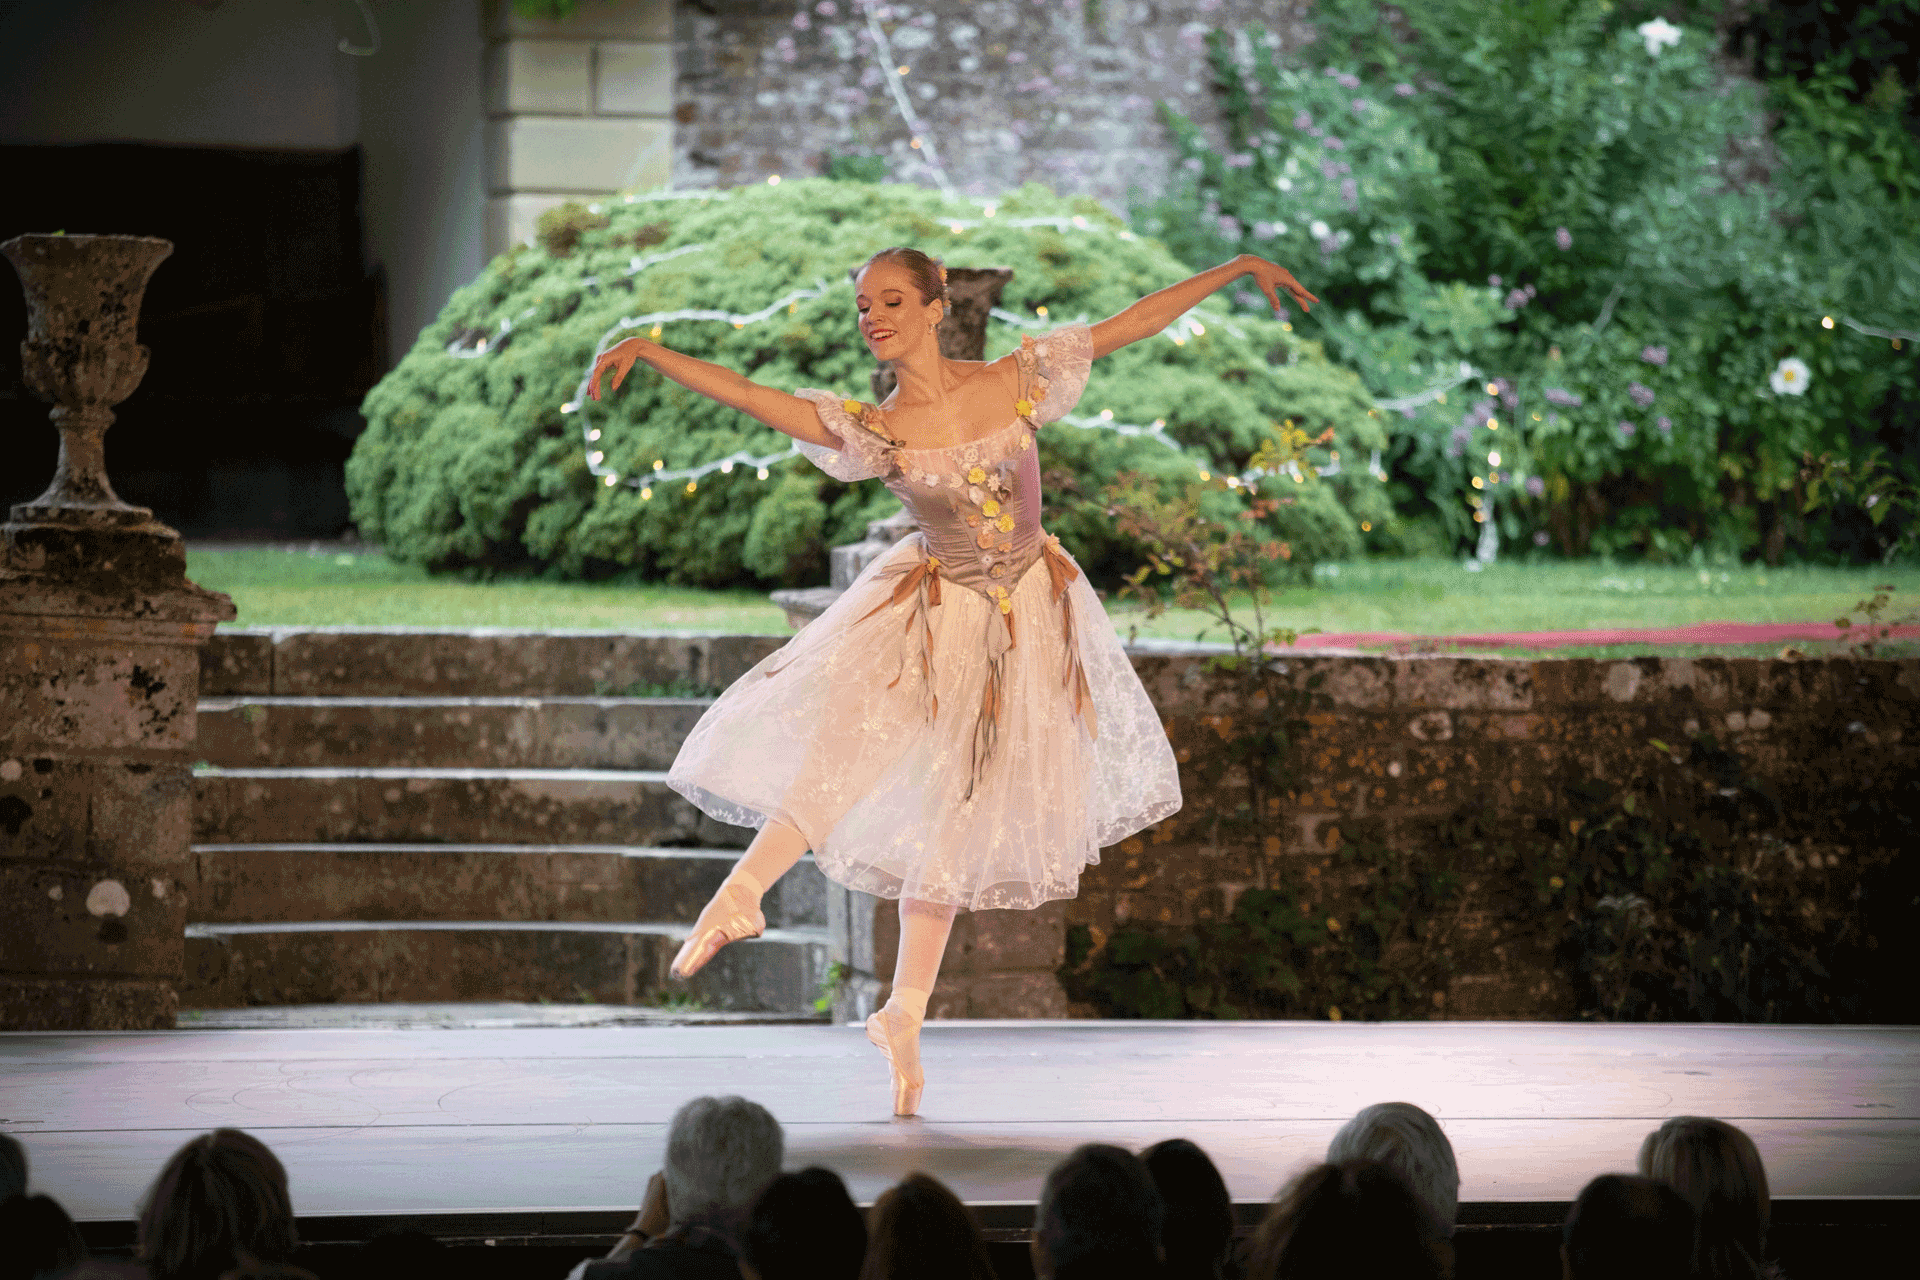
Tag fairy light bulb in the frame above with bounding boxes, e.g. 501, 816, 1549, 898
604, 474, 619, 487
756, 467, 769, 480
1487, 417, 1498, 429
767, 174, 781, 185
721, 460, 734, 473
650, 324, 663, 338
685, 480, 697, 494
1486, 381, 1499, 395
587, 428, 601, 441
654, 460, 665, 471
1488, 451, 1501, 466
641, 486, 652, 500
1822, 316, 1834, 329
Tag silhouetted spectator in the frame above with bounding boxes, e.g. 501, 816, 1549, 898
1562, 1174, 1696, 1280
1245, 1160, 1445, 1280
859, 1171, 996, 1280
1143, 1139, 1236, 1280
1031, 1144, 1165, 1280
137, 1129, 303, 1280
1326, 1103, 1459, 1239
1640, 1117, 1781, 1279
0, 1192, 88, 1280
739, 1167, 865, 1280
1, 1131, 26, 1201
577, 1096, 784, 1280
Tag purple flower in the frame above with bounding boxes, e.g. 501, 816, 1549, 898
1547, 412, 1560, 425
1488, 274, 1502, 287
1533, 530, 1551, 546
1526, 475, 1546, 497
1656, 415, 1673, 435
1504, 288, 1530, 310
816, 1, 837, 14
1447, 425, 1472, 457
1182, 156, 1204, 172
1628, 381, 1656, 408
1007, 50, 1027, 64
1555, 226, 1573, 250
1394, 82, 1415, 96
1225, 152, 1254, 168
1617, 420, 1636, 439
1641, 345, 1669, 365
1294, 110, 1314, 129
1337, 72, 1361, 89
1324, 135, 1346, 150
1388, 231, 1403, 247
1493, 377, 1517, 408
1324, 66, 1342, 78
792, 11, 811, 29
1340, 177, 1358, 207
1352, 97, 1370, 112
1252, 220, 1279, 240
860, 64, 883, 87
1544, 387, 1583, 407
1217, 215, 1243, 239
1320, 159, 1344, 180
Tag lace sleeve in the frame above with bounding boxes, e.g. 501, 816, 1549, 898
1029, 323, 1095, 424
792, 389, 895, 482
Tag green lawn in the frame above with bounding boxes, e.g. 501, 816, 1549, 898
185, 544, 1919, 655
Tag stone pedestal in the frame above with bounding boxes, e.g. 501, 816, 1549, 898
0, 233, 236, 1031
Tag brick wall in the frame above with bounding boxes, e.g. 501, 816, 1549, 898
673, 0, 1310, 205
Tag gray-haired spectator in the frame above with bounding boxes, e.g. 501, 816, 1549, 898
1640, 1116, 1781, 1280
1562, 1174, 1695, 1280
1, 1131, 26, 1202
576, 1095, 784, 1280
1326, 1102, 1459, 1238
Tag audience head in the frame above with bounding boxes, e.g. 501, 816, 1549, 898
1326, 1103, 1459, 1238
1561, 1174, 1696, 1280
1247, 1159, 1446, 1280
860, 1172, 995, 1280
1639, 1116, 1771, 1279
1032, 1143, 1166, 1280
1, 1131, 26, 1202
741, 1167, 866, 1280
0, 1192, 88, 1280
137, 1129, 298, 1280
661, 1095, 784, 1229
1142, 1139, 1234, 1280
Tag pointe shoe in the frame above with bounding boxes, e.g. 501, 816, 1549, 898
670, 881, 765, 980
865, 1004, 926, 1117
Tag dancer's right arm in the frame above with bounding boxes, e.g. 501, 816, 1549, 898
588, 336, 838, 447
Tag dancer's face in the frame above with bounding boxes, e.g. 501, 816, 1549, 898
855, 260, 942, 362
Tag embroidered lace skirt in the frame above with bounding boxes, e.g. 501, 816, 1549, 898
665, 534, 1182, 911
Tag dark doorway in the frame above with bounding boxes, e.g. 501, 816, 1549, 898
1, 142, 386, 537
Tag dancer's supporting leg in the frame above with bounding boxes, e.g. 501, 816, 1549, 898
865, 896, 958, 1116
670, 818, 810, 979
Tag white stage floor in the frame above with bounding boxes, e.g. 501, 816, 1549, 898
4, 1021, 1914, 1222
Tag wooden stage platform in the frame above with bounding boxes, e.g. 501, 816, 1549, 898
5, 1020, 1914, 1240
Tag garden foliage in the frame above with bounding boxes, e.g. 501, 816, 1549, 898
347, 180, 1389, 585
1138, 0, 1919, 563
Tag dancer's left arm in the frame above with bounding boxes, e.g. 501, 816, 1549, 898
1088, 255, 1319, 359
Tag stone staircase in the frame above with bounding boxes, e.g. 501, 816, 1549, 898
182, 629, 832, 1018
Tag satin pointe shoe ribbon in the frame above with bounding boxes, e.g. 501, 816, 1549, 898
864, 1006, 926, 1117
669, 882, 765, 980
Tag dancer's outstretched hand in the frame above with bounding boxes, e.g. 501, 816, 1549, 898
589, 337, 651, 401
1244, 257, 1321, 314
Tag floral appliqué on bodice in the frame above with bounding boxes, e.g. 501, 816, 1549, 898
792, 324, 1098, 794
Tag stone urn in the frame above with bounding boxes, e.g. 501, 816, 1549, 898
773, 267, 1015, 629
0, 233, 235, 1031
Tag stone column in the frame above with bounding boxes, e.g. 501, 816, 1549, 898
0, 234, 236, 1031
484, 0, 676, 255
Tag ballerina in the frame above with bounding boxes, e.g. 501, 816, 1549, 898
590, 247, 1318, 1116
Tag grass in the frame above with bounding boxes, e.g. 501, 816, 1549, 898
185, 543, 1920, 656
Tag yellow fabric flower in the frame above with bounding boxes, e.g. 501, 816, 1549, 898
967, 465, 986, 484
1015, 398, 1035, 417
981, 499, 1001, 517
842, 399, 862, 416
996, 514, 1015, 532
998, 597, 1012, 614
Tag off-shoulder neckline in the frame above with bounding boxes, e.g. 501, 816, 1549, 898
885, 415, 1031, 457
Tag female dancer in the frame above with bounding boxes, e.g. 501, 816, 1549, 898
590, 248, 1318, 1116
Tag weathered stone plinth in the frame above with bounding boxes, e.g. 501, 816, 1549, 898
1, 232, 235, 1030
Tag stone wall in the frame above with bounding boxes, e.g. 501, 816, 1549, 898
673, 0, 1310, 205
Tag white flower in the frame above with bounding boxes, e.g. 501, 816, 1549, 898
1769, 356, 1810, 396
1637, 18, 1682, 57
1309, 219, 1330, 239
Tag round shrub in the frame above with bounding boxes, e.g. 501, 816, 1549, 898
347, 179, 1389, 586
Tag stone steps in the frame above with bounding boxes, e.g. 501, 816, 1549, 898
181, 919, 830, 1013
187, 843, 826, 929
190, 766, 752, 848
196, 696, 709, 770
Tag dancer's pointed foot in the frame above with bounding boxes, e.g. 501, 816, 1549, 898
669, 880, 765, 980
865, 1002, 926, 1117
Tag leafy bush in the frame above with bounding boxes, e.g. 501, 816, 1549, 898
347, 179, 1388, 585
1138, 0, 1919, 563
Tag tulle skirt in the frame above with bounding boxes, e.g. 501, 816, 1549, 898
665, 535, 1182, 911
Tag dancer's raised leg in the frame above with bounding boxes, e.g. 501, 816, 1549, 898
670, 817, 810, 979
865, 896, 958, 1116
